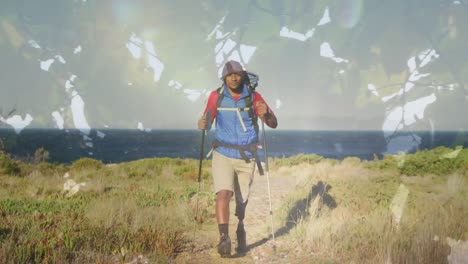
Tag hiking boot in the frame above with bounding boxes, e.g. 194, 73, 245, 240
217, 233, 231, 257
236, 224, 247, 253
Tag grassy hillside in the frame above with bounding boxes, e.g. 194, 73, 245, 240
0, 147, 467, 263
0, 154, 215, 263
271, 147, 468, 263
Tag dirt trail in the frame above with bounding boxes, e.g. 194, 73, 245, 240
174, 170, 298, 263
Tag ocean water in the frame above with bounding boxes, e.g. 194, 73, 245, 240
0, 129, 466, 164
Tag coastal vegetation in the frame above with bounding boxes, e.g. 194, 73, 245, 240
274, 146, 467, 263
0, 147, 466, 263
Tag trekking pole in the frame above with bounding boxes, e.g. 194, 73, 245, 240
193, 111, 212, 233
192, 129, 206, 245
261, 121, 276, 245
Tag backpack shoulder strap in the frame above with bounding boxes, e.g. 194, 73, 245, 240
216, 86, 224, 109
243, 89, 255, 119
211, 86, 224, 123
244, 88, 259, 137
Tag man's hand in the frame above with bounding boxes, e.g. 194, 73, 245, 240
255, 101, 278, 128
198, 115, 207, 130
255, 101, 268, 118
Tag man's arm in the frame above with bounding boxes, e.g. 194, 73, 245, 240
253, 92, 278, 129
198, 91, 218, 130
262, 108, 278, 128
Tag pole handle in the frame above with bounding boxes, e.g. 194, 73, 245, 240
197, 130, 205, 183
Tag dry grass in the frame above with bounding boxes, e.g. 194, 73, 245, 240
275, 158, 468, 263
0, 157, 215, 263
446, 174, 465, 196
1, 150, 466, 263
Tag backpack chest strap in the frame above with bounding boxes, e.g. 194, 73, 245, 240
217, 107, 249, 132
217, 107, 251, 112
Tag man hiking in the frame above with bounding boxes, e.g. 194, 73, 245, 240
198, 60, 278, 257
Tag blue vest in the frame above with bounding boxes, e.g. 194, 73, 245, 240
214, 84, 258, 159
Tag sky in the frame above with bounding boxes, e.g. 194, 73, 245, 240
1, 0, 467, 144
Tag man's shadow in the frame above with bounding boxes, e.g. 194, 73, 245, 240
245, 180, 337, 252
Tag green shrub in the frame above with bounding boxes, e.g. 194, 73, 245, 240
174, 164, 198, 181
0, 151, 21, 176
457, 148, 468, 163
0, 210, 183, 263
0, 196, 89, 216
400, 146, 465, 176
35, 162, 57, 176
34, 148, 49, 164
273, 153, 323, 167
136, 186, 175, 207
364, 155, 399, 171
70, 158, 104, 171
365, 147, 468, 176
119, 158, 192, 177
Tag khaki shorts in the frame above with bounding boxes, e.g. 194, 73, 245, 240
212, 150, 256, 203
